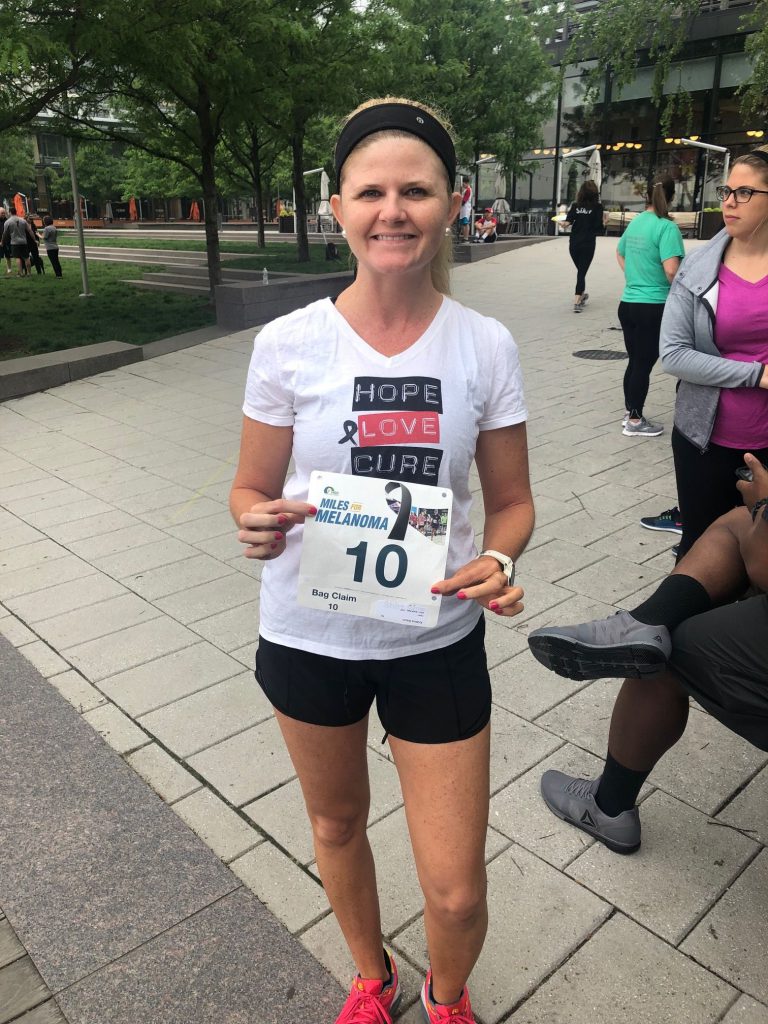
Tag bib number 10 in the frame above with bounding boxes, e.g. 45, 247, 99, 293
346, 541, 408, 589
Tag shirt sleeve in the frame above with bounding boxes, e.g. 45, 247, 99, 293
659, 220, 685, 262
479, 324, 528, 430
242, 322, 295, 426
617, 229, 627, 257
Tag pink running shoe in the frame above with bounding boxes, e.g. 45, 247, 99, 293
420, 970, 475, 1022
336, 952, 401, 1023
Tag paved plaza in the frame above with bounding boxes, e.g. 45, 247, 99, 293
1, 237, 767, 1024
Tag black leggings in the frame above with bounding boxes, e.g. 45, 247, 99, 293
618, 301, 665, 417
569, 240, 595, 295
46, 249, 63, 277
672, 426, 768, 559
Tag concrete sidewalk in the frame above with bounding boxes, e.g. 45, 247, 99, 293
1, 236, 767, 1024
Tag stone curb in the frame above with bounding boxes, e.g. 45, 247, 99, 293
0, 326, 228, 403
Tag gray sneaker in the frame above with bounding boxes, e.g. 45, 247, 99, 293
580, 292, 589, 308
622, 416, 663, 437
541, 771, 641, 854
527, 610, 671, 680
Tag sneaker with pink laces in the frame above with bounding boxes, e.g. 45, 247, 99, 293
336, 951, 401, 1023
420, 970, 475, 1022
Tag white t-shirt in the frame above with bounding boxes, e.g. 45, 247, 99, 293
243, 295, 527, 660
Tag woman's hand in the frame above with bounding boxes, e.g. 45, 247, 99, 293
431, 555, 524, 617
237, 499, 316, 560
736, 453, 768, 512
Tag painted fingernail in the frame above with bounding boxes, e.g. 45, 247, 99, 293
489, 601, 499, 611
276, 514, 287, 524
494, 607, 504, 615
430, 587, 440, 595
274, 532, 284, 540
270, 543, 278, 550
457, 591, 467, 600
308, 505, 318, 515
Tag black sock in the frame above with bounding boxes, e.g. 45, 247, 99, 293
595, 751, 650, 817
630, 574, 711, 632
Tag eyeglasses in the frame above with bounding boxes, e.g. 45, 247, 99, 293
715, 185, 768, 204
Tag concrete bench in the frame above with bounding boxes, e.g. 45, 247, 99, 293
0, 341, 143, 401
215, 272, 353, 331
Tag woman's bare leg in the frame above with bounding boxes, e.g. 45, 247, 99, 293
274, 710, 387, 981
390, 724, 490, 1005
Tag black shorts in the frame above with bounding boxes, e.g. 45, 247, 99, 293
255, 615, 491, 744
11, 243, 29, 260
669, 594, 768, 751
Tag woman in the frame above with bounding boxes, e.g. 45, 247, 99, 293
616, 176, 685, 436
0, 208, 12, 275
661, 146, 768, 559
230, 97, 534, 1024
565, 179, 604, 312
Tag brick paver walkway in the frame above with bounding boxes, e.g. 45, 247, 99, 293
1, 236, 767, 1023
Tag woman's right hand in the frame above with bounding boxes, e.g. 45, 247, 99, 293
237, 499, 317, 560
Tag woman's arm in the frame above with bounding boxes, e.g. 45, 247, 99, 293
616, 250, 625, 273
431, 423, 534, 617
662, 255, 680, 283
230, 416, 314, 561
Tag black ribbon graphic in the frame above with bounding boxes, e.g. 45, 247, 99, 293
385, 481, 413, 541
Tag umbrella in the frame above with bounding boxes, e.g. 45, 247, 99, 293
105, 199, 113, 221
493, 166, 506, 200
13, 193, 25, 216
129, 196, 139, 221
317, 169, 332, 218
188, 200, 201, 222
588, 148, 602, 190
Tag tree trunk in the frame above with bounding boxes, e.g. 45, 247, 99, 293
250, 129, 266, 249
291, 130, 310, 262
197, 81, 222, 295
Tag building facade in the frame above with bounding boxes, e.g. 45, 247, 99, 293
497, 0, 765, 214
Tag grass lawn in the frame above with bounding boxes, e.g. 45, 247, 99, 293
68, 234, 350, 274
0, 261, 215, 361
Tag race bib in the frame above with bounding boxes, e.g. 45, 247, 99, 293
298, 471, 453, 628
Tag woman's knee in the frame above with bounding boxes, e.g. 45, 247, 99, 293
424, 874, 487, 927
310, 808, 368, 849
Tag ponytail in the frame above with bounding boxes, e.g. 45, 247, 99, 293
648, 175, 675, 219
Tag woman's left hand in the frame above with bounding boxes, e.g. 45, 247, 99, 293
431, 555, 524, 617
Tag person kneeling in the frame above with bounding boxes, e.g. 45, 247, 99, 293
526, 453, 768, 855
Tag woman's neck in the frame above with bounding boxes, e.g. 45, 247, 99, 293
335, 269, 444, 354
727, 227, 768, 260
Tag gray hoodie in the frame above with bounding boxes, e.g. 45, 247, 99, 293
660, 228, 766, 452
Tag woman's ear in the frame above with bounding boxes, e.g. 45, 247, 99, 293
330, 194, 343, 231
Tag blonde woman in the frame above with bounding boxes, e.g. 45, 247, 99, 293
230, 98, 534, 1023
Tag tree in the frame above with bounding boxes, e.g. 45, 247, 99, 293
743, 0, 768, 120
46, 141, 127, 207
566, 0, 767, 131
0, 0, 102, 134
257, 0, 394, 261
52, 0, 277, 294
0, 129, 35, 195
387, 0, 557, 176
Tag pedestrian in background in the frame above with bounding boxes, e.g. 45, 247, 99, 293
25, 214, 45, 275
41, 216, 63, 278
459, 175, 472, 242
566, 179, 604, 312
0, 208, 12, 275
616, 176, 685, 437
1, 210, 33, 276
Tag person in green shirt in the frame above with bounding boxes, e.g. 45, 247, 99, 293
616, 177, 685, 436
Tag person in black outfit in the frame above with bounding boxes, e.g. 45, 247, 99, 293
565, 179, 604, 312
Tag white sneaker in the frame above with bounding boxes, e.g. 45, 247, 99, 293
623, 416, 663, 437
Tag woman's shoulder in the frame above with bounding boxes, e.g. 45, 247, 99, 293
258, 297, 336, 342
444, 298, 514, 345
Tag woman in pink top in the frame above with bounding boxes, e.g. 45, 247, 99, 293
660, 145, 768, 558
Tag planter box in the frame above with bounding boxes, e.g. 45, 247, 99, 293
215, 272, 353, 331
699, 210, 724, 240
278, 216, 295, 233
